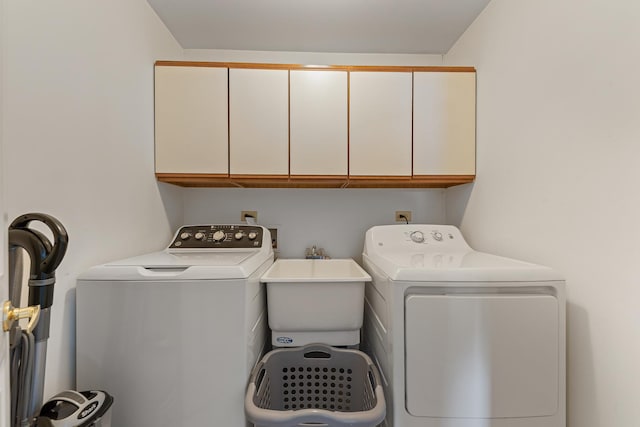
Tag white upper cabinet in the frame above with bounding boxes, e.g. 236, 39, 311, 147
155, 66, 229, 174
290, 70, 348, 176
229, 68, 289, 175
153, 62, 476, 187
413, 71, 476, 175
349, 71, 413, 176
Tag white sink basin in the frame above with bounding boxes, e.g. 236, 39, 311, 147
261, 259, 371, 347
261, 258, 371, 282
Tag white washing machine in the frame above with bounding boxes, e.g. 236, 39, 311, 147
76, 224, 273, 427
362, 225, 565, 427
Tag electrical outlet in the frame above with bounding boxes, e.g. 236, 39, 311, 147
268, 228, 278, 249
241, 211, 258, 222
395, 211, 412, 222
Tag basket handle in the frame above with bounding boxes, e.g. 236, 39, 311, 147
254, 366, 267, 391
301, 344, 333, 360
303, 350, 331, 359
368, 368, 379, 390
249, 360, 267, 386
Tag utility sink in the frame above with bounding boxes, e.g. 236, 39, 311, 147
261, 259, 371, 347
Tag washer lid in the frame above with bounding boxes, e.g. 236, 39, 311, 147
79, 224, 275, 281
108, 250, 257, 268
79, 249, 272, 281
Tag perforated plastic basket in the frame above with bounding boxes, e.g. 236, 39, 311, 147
245, 344, 385, 427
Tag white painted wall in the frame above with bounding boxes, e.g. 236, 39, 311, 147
3, 0, 184, 397
183, 49, 444, 66
444, 1, 640, 426
184, 188, 445, 260
181, 50, 447, 260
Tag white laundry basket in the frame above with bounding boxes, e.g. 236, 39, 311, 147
245, 344, 385, 427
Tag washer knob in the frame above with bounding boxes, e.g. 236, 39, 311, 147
234, 232, 244, 240
410, 231, 425, 243
432, 231, 443, 241
194, 232, 205, 240
212, 230, 226, 242
180, 232, 191, 240
248, 231, 258, 240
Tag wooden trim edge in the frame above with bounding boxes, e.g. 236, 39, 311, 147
411, 174, 475, 183
156, 173, 474, 188
155, 61, 476, 73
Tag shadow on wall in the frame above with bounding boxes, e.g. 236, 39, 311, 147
157, 182, 185, 231
566, 302, 598, 427
64, 287, 77, 387
445, 182, 474, 226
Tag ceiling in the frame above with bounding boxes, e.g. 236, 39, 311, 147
146, 0, 491, 54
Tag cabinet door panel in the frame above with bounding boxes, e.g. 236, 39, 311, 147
229, 69, 289, 175
290, 70, 348, 176
349, 72, 412, 176
155, 66, 228, 174
413, 72, 476, 175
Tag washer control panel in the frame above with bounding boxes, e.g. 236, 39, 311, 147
169, 225, 265, 249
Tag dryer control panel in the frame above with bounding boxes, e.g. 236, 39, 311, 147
168, 225, 266, 249
365, 224, 473, 254
363, 224, 471, 263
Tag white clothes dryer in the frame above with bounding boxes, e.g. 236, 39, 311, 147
76, 224, 273, 427
362, 225, 565, 427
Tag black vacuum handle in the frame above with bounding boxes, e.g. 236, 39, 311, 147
10, 213, 69, 274
25, 228, 53, 255
8, 228, 49, 279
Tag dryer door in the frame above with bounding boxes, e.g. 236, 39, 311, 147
405, 293, 559, 419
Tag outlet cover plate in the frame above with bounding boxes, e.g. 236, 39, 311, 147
395, 211, 412, 222
241, 211, 258, 222
268, 228, 278, 249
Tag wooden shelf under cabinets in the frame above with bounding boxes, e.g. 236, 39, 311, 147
347, 175, 475, 188
156, 173, 475, 188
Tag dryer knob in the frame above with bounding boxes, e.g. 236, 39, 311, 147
432, 231, 443, 241
212, 230, 226, 242
410, 231, 425, 243
180, 232, 191, 240
234, 232, 244, 240
248, 232, 258, 240
195, 232, 206, 240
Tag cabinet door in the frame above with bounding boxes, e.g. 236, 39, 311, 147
154, 66, 229, 174
413, 71, 476, 175
349, 72, 412, 176
229, 69, 289, 176
290, 70, 348, 176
